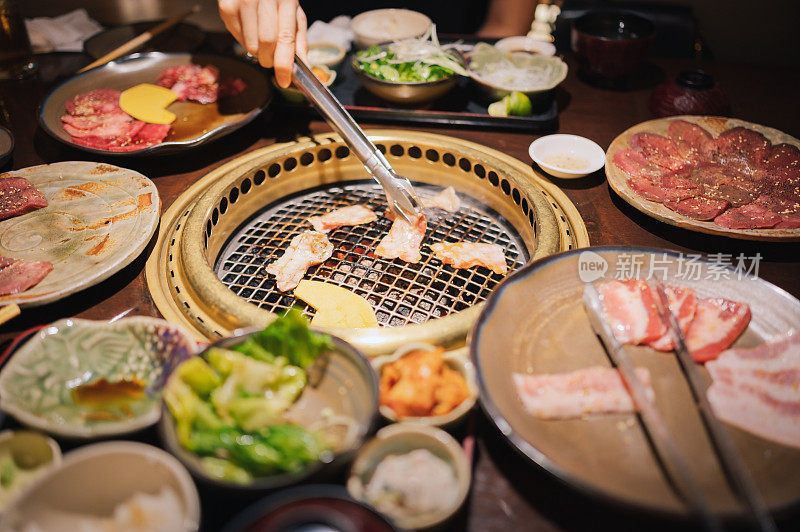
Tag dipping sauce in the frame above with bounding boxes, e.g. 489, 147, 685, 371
364, 449, 458, 519
541, 153, 590, 172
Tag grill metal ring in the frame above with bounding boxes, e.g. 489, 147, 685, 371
147, 130, 589, 355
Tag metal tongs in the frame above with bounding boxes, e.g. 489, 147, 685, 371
291, 55, 422, 224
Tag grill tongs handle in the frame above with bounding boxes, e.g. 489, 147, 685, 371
291, 54, 422, 224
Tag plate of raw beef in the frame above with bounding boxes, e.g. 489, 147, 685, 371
606, 116, 800, 241
38, 52, 271, 156
471, 246, 800, 516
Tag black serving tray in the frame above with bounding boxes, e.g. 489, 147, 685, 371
277, 52, 559, 132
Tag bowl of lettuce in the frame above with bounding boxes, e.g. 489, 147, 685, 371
352, 26, 467, 104
159, 310, 379, 489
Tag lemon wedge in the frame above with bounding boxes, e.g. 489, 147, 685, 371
119, 83, 178, 124
294, 280, 378, 328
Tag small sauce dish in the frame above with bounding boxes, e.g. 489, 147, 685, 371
529, 134, 605, 178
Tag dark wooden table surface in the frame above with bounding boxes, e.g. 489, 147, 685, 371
1, 36, 799, 531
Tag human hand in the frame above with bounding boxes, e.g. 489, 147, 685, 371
218, 0, 308, 88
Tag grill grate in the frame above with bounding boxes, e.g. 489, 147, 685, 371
214, 182, 528, 326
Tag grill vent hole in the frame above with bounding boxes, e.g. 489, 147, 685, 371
284, 157, 297, 171
426, 149, 439, 162
212, 208, 219, 225
300, 152, 314, 166
501, 179, 511, 195
253, 170, 265, 185
376, 144, 386, 154
390, 144, 404, 157
512, 188, 521, 205
206, 220, 212, 236
229, 187, 240, 204
529, 210, 535, 225
459, 158, 471, 172
219, 197, 228, 214
335, 146, 350, 159
408, 146, 422, 158
474, 164, 485, 178
241, 178, 252, 194
521, 198, 529, 214
488, 171, 499, 186
443, 153, 456, 166
268, 163, 280, 178
318, 148, 332, 162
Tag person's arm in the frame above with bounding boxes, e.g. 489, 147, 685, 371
218, 0, 308, 87
477, 0, 537, 37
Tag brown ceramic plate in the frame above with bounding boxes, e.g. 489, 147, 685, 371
39, 52, 271, 156
471, 246, 800, 517
606, 116, 800, 242
83, 21, 205, 60
0, 161, 160, 307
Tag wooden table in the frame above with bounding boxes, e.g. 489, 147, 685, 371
1, 38, 799, 531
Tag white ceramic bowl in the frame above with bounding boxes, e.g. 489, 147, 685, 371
351, 9, 432, 49
371, 343, 477, 430
307, 42, 347, 68
1, 441, 200, 531
494, 36, 556, 57
347, 424, 471, 530
529, 134, 606, 178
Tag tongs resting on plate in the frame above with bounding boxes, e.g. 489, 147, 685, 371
291, 55, 421, 224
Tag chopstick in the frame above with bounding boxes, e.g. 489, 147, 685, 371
650, 279, 778, 532
583, 284, 721, 531
0, 304, 20, 327
77, 6, 199, 73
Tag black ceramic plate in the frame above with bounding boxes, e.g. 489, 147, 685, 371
222, 485, 396, 532
0, 126, 13, 168
83, 21, 205, 60
38, 52, 271, 156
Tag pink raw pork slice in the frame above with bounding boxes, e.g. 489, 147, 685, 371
513, 366, 654, 419
0, 257, 53, 296
157, 64, 220, 104
597, 280, 666, 344
684, 297, 751, 362
706, 331, 800, 449
647, 286, 698, 351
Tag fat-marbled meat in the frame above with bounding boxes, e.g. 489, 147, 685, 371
157, 64, 220, 104
375, 213, 427, 264
266, 230, 333, 292
0, 177, 47, 221
706, 331, 800, 449
614, 119, 800, 230
307, 205, 377, 233
513, 366, 654, 419
430, 242, 507, 275
60, 89, 170, 152
0, 256, 53, 296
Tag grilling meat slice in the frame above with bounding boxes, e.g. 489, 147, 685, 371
375, 213, 427, 264
422, 186, 461, 212
667, 119, 714, 161
706, 331, 800, 448
0, 177, 48, 221
513, 366, 654, 419
0, 257, 53, 296
430, 241, 507, 275
266, 230, 333, 292
307, 205, 377, 233
630, 132, 692, 171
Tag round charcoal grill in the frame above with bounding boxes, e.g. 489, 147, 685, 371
214, 182, 528, 326
146, 130, 589, 355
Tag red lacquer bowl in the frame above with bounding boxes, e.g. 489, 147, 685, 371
649, 69, 731, 117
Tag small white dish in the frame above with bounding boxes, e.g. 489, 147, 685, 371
494, 36, 556, 57
529, 134, 606, 179
1, 441, 200, 532
351, 8, 432, 49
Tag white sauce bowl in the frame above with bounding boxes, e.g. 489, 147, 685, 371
529, 134, 606, 179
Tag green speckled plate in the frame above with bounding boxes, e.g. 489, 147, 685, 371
0, 317, 197, 439
0, 161, 160, 307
